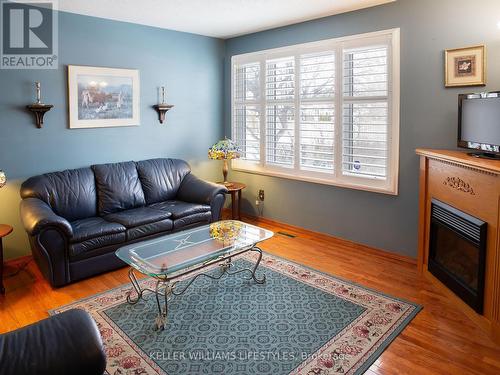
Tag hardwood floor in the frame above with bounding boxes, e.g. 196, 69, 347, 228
1, 216, 500, 374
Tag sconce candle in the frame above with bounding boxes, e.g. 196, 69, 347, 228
0, 170, 6, 188
35, 81, 41, 104
161, 86, 166, 104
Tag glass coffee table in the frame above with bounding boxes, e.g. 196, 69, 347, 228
116, 220, 273, 330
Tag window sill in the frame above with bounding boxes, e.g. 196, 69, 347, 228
231, 162, 398, 196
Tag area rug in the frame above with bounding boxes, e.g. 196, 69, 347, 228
51, 252, 421, 375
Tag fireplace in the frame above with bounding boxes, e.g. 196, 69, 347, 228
428, 199, 487, 313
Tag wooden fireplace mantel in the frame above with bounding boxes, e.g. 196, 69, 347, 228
416, 148, 500, 344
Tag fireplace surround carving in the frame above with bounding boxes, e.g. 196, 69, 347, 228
443, 176, 475, 195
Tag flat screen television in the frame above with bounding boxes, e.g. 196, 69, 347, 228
458, 92, 500, 159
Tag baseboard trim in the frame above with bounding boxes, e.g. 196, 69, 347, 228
223, 209, 417, 266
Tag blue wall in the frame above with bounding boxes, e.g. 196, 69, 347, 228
224, 0, 500, 257
0, 11, 225, 259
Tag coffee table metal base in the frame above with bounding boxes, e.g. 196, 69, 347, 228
125, 246, 266, 331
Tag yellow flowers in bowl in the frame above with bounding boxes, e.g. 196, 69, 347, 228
209, 221, 243, 244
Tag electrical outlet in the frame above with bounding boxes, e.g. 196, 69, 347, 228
258, 189, 265, 201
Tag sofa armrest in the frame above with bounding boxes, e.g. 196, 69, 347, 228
20, 198, 73, 238
177, 173, 227, 205
0, 309, 106, 375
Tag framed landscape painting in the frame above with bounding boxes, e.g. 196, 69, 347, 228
68, 65, 140, 128
445, 45, 486, 87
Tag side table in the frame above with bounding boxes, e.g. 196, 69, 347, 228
218, 182, 246, 220
0, 224, 13, 294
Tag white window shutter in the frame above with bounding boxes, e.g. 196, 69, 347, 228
343, 46, 388, 97
265, 57, 295, 167
342, 45, 389, 180
234, 105, 260, 161
299, 51, 335, 172
233, 62, 261, 161
234, 62, 260, 101
300, 51, 335, 99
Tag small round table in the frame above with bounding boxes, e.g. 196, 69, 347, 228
0, 224, 13, 294
219, 182, 246, 220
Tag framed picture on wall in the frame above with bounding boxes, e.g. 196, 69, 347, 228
445, 45, 486, 87
68, 65, 140, 128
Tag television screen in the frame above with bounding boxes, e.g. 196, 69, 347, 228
459, 94, 500, 155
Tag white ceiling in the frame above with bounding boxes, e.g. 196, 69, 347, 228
58, 0, 395, 39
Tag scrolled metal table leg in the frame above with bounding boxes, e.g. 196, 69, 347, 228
250, 246, 266, 284
154, 280, 166, 331
126, 268, 143, 304
219, 257, 232, 273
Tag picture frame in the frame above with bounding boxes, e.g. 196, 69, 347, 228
445, 45, 486, 87
68, 65, 140, 129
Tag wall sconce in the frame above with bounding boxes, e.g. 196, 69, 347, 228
26, 82, 53, 128
153, 86, 174, 124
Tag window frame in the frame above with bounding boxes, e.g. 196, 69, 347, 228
231, 28, 400, 195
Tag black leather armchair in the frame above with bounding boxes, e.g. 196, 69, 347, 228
0, 309, 106, 375
20, 158, 227, 287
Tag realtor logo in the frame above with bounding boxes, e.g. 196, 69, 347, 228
1, 0, 58, 69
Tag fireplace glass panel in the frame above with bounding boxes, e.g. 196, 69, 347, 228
432, 223, 478, 291
428, 199, 486, 313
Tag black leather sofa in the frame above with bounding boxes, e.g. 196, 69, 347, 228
0, 309, 106, 375
19, 158, 227, 287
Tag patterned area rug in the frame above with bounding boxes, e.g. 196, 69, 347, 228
51, 252, 421, 375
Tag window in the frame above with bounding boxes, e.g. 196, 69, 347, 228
231, 29, 400, 194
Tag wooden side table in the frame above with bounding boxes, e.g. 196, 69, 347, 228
0, 224, 13, 294
219, 182, 246, 220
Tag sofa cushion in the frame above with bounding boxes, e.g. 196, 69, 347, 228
104, 207, 171, 228
20, 168, 97, 221
136, 159, 191, 204
149, 200, 210, 219
69, 217, 126, 257
70, 233, 126, 258
70, 217, 126, 242
127, 219, 173, 241
92, 161, 146, 215
173, 211, 212, 230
